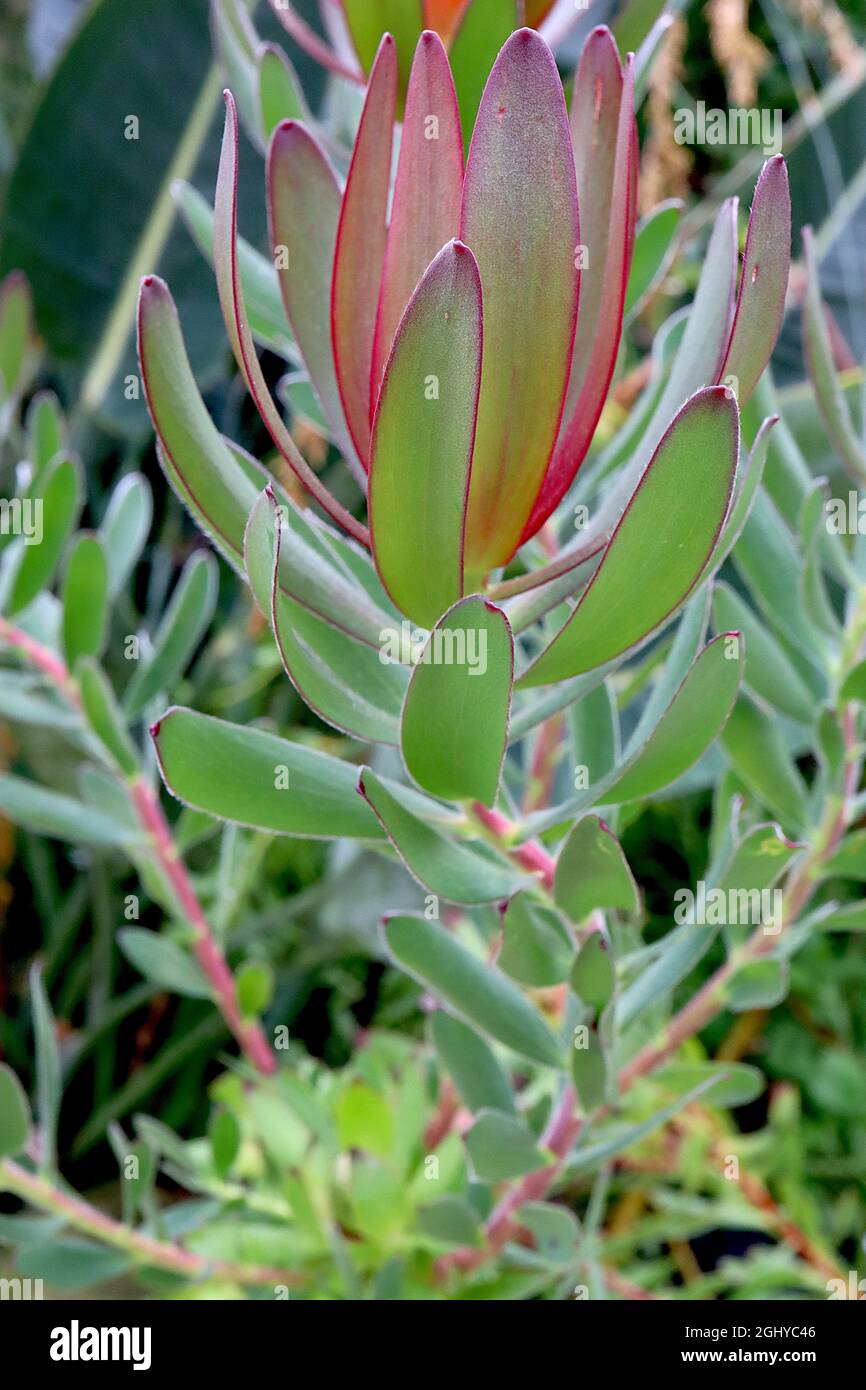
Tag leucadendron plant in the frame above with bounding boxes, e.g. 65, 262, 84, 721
1, 17, 865, 1301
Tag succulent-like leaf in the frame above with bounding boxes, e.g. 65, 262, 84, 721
124, 552, 218, 718
624, 199, 682, 321
258, 43, 308, 140
341, 0, 424, 102
801, 224, 866, 483
716, 156, 791, 406
152, 707, 384, 840
383, 914, 562, 1065
370, 31, 464, 403
244, 489, 406, 743
554, 816, 639, 922
61, 534, 108, 667
429, 1011, 516, 1115
401, 596, 512, 805
448, 0, 518, 149
459, 28, 579, 575
520, 388, 738, 685
267, 120, 358, 469
369, 241, 482, 626
214, 91, 369, 544
522, 33, 637, 540
331, 37, 397, 464
358, 767, 525, 903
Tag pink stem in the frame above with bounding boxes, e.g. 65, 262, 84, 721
0, 619, 275, 1077
471, 802, 556, 891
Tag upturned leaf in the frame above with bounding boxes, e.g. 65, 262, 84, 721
520, 388, 738, 685
554, 816, 639, 922
400, 596, 512, 805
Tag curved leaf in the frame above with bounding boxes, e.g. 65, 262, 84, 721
401, 595, 512, 805
331, 36, 397, 464
520, 388, 739, 685
554, 815, 639, 922
459, 28, 579, 574
369, 241, 482, 625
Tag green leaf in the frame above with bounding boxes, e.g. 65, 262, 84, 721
570, 1028, 607, 1112
499, 893, 573, 987
0, 1062, 31, 1159
519, 1201, 580, 1268
139, 274, 260, 574
61, 534, 109, 667
568, 681, 620, 787
624, 199, 682, 320
100, 473, 152, 599
266, 122, 354, 461
605, 634, 743, 803
153, 706, 384, 840
118, 928, 211, 1000
824, 829, 866, 880
0, 775, 138, 847
351, 1158, 405, 1242
459, 29, 579, 574
712, 581, 813, 723
7, 455, 81, 616
840, 658, 866, 704
17, 1238, 130, 1289
0, 271, 33, 401
78, 660, 140, 778
717, 157, 791, 405
721, 695, 809, 832
384, 915, 562, 1067
336, 1083, 393, 1158
419, 1195, 481, 1247
714, 822, 802, 898
258, 42, 308, 138
209, 1107, 241, 1180
369, 242, 482, 625
652, 1060, 764, 1108
726, 959, 789, 1011
802, 226, 866, 481
521, 389, 738, 684
465, 1110, 545, 1182
244, 487, 406, 743
570, 934, 616, 1015
359, 768, 524, 903
554, 815, 639, 923
401, 596, 512, 805
124, 551, 217, 717
429, 1012, 516, 1116
29, 965, 61, 1173
235, 961, 274, 1018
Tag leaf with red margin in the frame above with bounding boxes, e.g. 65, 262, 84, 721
267, 120, 360, 473
458, 28, 579, 577
716, 155, 791, 404
521, 30, 637, 542
370, 31, 464, 408
369, 241, 482, 628
213, 91, 369, 545
518, 387, 739, 686
331, 36, 397, 466
266, 0, 363, 84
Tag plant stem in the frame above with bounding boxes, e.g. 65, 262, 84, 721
0, 1158, 302, 1289
0, 619, 275, 1076
469, 802, 556, 890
